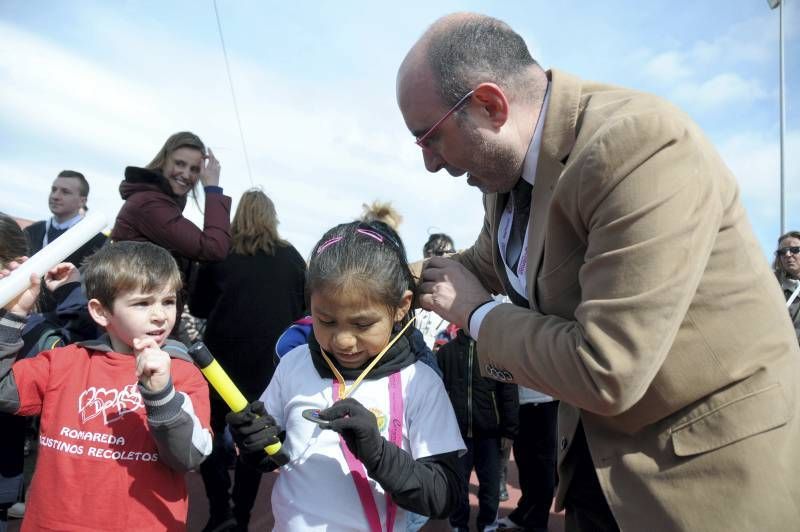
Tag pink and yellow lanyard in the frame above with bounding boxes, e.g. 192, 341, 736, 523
318, 318, 415, 532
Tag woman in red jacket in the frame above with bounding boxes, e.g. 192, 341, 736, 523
111, 131, 232, 321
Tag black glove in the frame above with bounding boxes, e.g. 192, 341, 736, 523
319, 397, 385, 470
225, 401, 282, 471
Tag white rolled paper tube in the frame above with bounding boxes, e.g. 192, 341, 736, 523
0, 211, 108, 309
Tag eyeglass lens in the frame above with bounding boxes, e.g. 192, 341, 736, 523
777, 246, 800, 255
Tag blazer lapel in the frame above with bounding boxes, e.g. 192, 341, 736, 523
526, 160, 558, 311
526, 69, 582, 310
491, 192, 513, 296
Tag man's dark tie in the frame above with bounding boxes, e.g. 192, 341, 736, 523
505, 178, 533, 271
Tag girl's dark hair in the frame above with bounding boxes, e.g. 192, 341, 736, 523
307, 221, 417, 327
0, 212, 29, 268
423, 233, 455, 258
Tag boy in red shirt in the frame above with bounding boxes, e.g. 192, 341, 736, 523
0, 241, 212, 531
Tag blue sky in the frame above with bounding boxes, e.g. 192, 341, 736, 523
1, 1, 797, 261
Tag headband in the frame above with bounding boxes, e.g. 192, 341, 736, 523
315, 225, 390, 255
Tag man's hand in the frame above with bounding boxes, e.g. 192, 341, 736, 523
44, 262, 80, 292
133, 337, 171, 392
418, 256, 492, 329
1, 257, 40, 317
319, 398, 384, 470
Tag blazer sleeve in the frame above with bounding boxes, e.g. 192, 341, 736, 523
477, 110, 725, 420
134, 191, 231, 262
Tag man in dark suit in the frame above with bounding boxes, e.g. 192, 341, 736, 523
396, 12, 800, 532
25, 170, 106, 310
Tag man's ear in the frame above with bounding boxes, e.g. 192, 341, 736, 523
471, 82, 510, 129
87, 298, 111, 327
394, 290, 415, 322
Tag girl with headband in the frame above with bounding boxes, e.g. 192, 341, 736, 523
227, 221, 465, 531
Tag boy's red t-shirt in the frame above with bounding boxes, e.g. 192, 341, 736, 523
11, 343, 210, 532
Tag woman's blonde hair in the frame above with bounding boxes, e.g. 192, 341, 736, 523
146, 131, 206, 172
231, 188, 286, 255
360, 200, 403, 230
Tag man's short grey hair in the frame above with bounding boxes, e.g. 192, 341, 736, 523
426, 15, 539, 106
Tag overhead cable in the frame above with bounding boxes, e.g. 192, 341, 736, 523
213, 0, 254, 185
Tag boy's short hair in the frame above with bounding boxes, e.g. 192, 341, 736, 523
83, 241, 182, 309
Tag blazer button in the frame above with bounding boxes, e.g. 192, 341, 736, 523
560, 437, 568, 451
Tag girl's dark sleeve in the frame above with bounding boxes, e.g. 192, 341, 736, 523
366, 444, 461, 518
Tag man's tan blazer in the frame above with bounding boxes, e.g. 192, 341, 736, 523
456, 69, 800, 531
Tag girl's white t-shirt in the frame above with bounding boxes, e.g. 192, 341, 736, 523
261, 344, 465, 532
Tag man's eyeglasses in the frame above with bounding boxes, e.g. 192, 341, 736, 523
776, 246, 800, 256
415, 90, 475, 149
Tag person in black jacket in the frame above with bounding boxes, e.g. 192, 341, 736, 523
24, 170, 107, 312
437, 329, 519, 532
190, 189, 306, 532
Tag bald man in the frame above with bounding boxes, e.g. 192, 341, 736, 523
397, 13, 800, 532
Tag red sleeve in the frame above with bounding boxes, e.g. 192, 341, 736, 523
12, 349, 57, 416
172, 360, 211, 430
135, 192, 231, 262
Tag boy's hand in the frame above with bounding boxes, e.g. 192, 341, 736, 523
44, 263, 80, 292
1, 257, 41, 317
133, 337, 171, 392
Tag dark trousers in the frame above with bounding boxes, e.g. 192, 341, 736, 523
200, 398, 263, 527
450, 436, 501, 531
563, 423, 619, 532
509, 401, 558, 532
